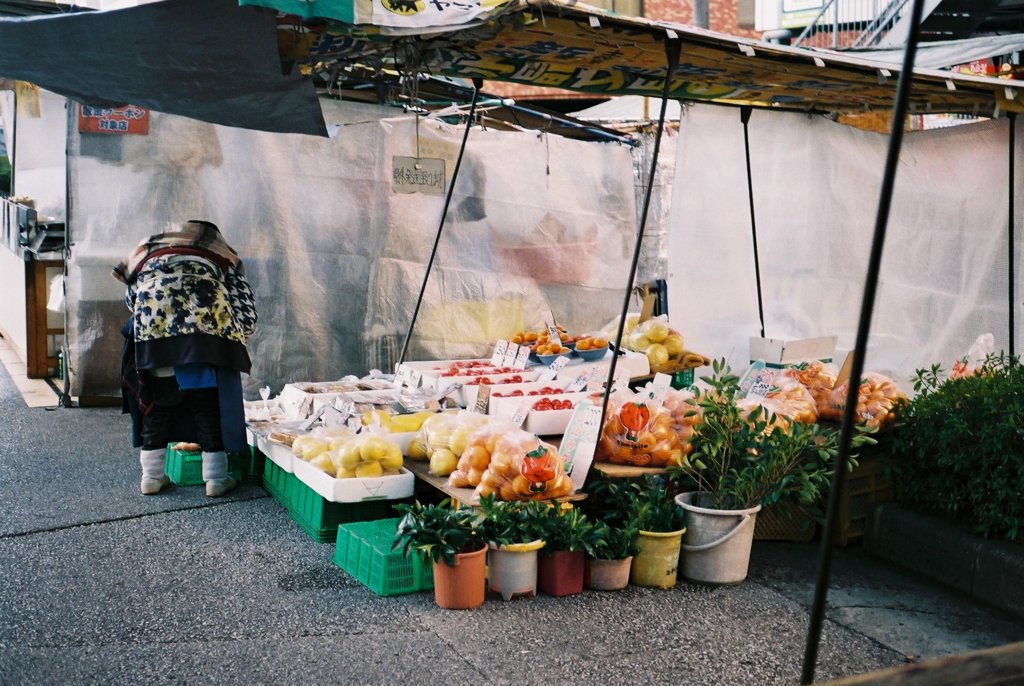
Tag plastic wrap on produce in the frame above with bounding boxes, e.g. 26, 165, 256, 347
667, 104, 1023, 385
62, 99, 636, 398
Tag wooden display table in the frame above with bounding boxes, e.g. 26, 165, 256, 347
404, 459, 586, 508
592, 463, 668, 479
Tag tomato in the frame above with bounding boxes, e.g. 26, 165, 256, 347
511, 390, 523, 396
478, 378, 491, 385
510, 375, 522, 383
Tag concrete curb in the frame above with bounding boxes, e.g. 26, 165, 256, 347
864, 503, 1024, 620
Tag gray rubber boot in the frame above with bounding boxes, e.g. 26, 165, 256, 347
203, 451, 237, 497
140, 449, 171, 495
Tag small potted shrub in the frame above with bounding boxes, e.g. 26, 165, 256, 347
672, 359, 873, 584
583, 520, 640, 591
392, 499, 487, 609
623, 474, 687, 589
478, 495, 547, 600
536, 504, 595, 597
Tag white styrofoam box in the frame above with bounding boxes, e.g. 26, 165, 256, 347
424, 371, 541, 406
463, 378, 574, 410
749, 336, 837, 367
524, 407, 577, 436
311, 388, 401, 413
401, 358, 494, 373
245, 427, 257, 447
292, 459, 414, 503
489, 391, 590, 423
259, 435, 295, 473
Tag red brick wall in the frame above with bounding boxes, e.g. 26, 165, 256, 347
487, 1, 757, 101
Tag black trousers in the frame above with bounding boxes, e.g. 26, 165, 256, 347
140, 375, 223, 452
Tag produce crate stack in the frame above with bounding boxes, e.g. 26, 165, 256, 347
333, 518, 434, 596
837, 454, 893, 547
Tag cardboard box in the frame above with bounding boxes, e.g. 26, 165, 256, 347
749, 336, 837, 368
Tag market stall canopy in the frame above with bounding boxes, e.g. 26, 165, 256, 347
0, 0, 328, 136
847, 34, 1024, 70
246, 0, 1024, 116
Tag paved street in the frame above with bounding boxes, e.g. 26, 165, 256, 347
0, 355, 1021, 685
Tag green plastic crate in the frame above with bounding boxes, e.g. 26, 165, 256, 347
285, 476, 399, 544
262, 457, 294, 510
164, 444, 247, 486
333, 518, 433, 596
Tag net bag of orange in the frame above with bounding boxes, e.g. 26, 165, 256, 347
472, 430, 572, 501
595, 388, 684, 467
446, 417, 518, 489
817, 372, 907, 430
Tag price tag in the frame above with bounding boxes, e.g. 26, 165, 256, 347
503, 343, 520, 367
346, 415, 362, 431
473, 384, 491, 414
491, 340, 509, 366
510, 400, 532, 427
298, 406, 326, 432
433, 382, 462, 404
649, 372, 672, 406
586, 365, 606, 394
739, 361, 777, 398
566, 373, 589, 393
537, 355, 571, 383
513, 345, 531, 370
409, 369, 423, 389
545, 321, 563, 346
393, 363, 410, 388
560, 399, 602, 491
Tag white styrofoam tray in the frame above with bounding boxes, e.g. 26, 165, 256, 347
292, 459, 414, 503
258, 435, 295, 473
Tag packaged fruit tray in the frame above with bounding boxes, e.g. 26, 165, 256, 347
333, 518, 434, 596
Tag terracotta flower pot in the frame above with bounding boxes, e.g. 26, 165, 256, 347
432, 545, 487, 609
584, 556, 633, 591
538, 549, 585, 597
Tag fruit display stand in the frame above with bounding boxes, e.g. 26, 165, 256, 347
403, 459, 586, 508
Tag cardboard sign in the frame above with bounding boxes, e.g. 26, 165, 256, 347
513, 345, 531, 370
392, 156, 445, 195
536, 355, 570, 383
834, 350, 855, 389
78, 104, 149, 135
473, 384, 491, 414
491, 340, 509, 366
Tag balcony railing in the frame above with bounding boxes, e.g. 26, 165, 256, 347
792, 0, 910, 50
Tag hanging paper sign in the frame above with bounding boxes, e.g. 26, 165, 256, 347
392, 156, 445, 195
560, 400, 602, 491
78, 104, 149, 135
491, 340, 509, 366
372, 0, 510, 29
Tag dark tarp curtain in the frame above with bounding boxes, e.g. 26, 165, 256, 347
0, 0, 327, 136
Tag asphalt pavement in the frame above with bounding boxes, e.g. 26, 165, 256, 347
1, 356, 1022, 685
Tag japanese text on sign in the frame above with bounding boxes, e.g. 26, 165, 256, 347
392, 156, 445, 195
78, 104, 149, 135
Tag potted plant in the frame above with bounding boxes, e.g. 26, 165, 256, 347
536, 504, 595, 597
583, 520, 640, 591
478, 495, 547, 600
392, 498, 488, 609
671, 359, 874, 585
620, 474, 688, 588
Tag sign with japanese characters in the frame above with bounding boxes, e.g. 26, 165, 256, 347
78, 105, 149, 135
373, 0, 511, 29
392, 156, 445, 195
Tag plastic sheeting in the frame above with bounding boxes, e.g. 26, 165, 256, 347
667, 104, 1021, 385
66, 99, 637, 398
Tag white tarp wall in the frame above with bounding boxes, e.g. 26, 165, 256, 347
668, 104, 1021, 384
67, 99, 636, 397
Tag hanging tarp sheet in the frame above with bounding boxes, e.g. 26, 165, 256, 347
0, 0, 327, 136
846, 34, 1024, 71
248, 0, 1024, 116
65, 98, 636, 397
667, 104, 1021, 383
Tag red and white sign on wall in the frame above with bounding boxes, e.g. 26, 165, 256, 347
77, 104, 149, 135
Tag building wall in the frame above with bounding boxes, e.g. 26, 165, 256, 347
0, 246, 27, 360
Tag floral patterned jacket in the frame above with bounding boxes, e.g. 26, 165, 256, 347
127, 254, 257, 344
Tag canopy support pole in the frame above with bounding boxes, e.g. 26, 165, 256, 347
801, 0, 927, 682
1009, 112, 1017, 357
741, 106, 766, 339
598, 37, 680, 426
397, 79, 482, 367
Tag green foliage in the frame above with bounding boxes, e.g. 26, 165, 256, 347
535, 504, 598, 555
669, 358, 874, 511
587, 520, 641, 560
392, 499, 486, 567
477, 494, 548, 547
885, 353, 1024, 542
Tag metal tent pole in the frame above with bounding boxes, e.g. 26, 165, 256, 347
741, 106, 766, 339
801, 0, 928, 682
598, 37, 681, 436
1009, 112, 1016, 357
397, 79, 482, 367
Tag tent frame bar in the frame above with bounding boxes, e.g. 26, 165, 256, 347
741, 106, 766, 340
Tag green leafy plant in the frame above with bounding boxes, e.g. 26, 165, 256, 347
536, 504, 596, 555
392, 499, 486, 567
885, 352, 1024, 542
670, 359, 875, 511
586, 520, 641, 560
477, 494, 547, 547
